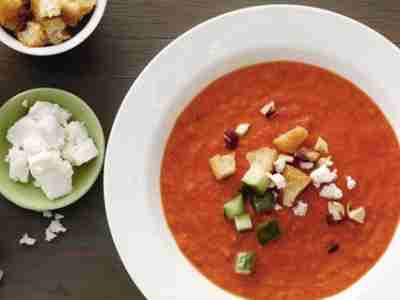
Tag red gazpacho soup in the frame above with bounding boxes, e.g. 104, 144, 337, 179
161, 61, 400, 299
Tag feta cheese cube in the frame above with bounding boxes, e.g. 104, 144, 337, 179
346, 176, 357, 190
310, 165, 337, 188
62, 139, 98, 166
29, 151, 73, 200
36, 115, 65, 150
19, 233, 36, 246
28, 101, 71, 125
6, 147, 29, 183
320, 183, 343, 200
293, 201, 308, 217
235, 123, 251, 137
209, 153, 236, 180
6, 116, 39, 147
65, 121, 89, 145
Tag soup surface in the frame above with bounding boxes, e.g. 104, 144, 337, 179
161, 61, 400, 299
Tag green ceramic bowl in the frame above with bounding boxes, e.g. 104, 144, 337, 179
0, 88, 105, 211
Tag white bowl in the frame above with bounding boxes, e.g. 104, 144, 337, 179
0, 0, 107, 56
104, 5, 400, 300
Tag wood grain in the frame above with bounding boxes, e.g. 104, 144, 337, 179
0, 1, 398, 299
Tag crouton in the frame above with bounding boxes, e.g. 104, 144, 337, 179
0, 0, 29, 31
61, 0, 96, 26
17, 21, 47, 47
273, 126, 309, 154
31, 0, 62, 20
41, 17, 70, 44
209, 153, 236, 180
282, 165, 311, 207
246, 147, 278, 173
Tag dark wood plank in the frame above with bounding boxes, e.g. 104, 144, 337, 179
0, 1, 398, 299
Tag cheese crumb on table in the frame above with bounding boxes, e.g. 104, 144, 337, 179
310, 165, 337, 188
54, 213, 64, 220
0, 269, 3, 281
19, 233, 36, 246
346, 176, 357, 190
293, 201, 308, 216
45, 219, 67, 242
320, 183, 343, 200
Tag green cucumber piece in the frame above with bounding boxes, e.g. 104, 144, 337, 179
251, 190, 276, 213
241, 165, 269, 194
235, 252, 256, 275
256, 219, 281, 246
234, 214, 253, 232
224, 194, 244, 220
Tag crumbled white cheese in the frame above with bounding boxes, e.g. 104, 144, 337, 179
6, 146, 29, 183
293, 201, 308, 217
45, 228, 57, 242
310, 165, 337, 188
328, 201, 345, 221
42, 210, 53, 218
317, 156, 333, 167
348, 207, 366, 224
29, 150, 73, 200
346, 176, 357, 190
274, 154, 294, 173
268, 173, 287, 189
274, 203, 283, 211
320, 183, 343, 200
5, 101, 99, 200
29, 101, 71, 126
299, 161, 314, 170
19, 233, 36, 246
62, 139, 98, 167
235, 123, 250, 137
260, 101, 275, 116
48, 219, 67, 233
54, 213, 64, 220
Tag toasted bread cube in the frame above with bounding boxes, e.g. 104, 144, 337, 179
314, 137, 329, 155
41, 17, 71, 44
209, 153, 236, 180
273, 126, 309, 154
17, 21, 47, 47
0, 0, 29, 31
61, 0, 96, 26
32, 0, 62, 20
282, 165, 311, 207
246, 147, 278, 173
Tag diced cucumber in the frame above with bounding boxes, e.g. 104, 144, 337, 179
234, 214, 253, 232
256, 219, 281, 246
224, 194, 245, 220
251, 191, 276, 213
241, 165, 269, 194
235, 252, 256, 275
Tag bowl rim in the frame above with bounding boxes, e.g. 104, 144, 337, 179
0, 0, 108, 56
0, 88, 105, 211
104, 4, 400, 300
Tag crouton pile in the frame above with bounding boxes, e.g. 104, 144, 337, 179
0, 0, 96, 47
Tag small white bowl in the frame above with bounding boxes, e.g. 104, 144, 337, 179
0, 0, 107, 56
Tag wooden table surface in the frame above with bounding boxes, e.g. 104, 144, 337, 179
0, 1, 398, 299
